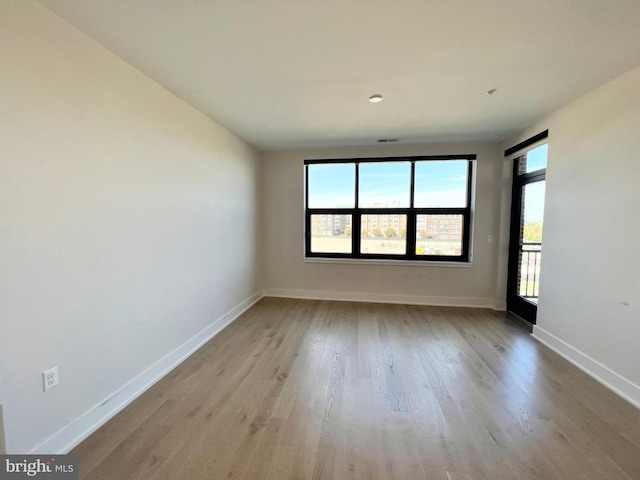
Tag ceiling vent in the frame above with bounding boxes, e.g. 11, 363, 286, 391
377, 138, 399, 143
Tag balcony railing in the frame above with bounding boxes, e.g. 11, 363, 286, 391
519, 243, 541, 303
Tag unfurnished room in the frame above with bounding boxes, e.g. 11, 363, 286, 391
1, 1, 640, 479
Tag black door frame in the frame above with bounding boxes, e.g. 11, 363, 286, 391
504, 130, 548, 325
507, 165, 545, 323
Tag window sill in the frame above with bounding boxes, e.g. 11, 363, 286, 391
303, 257, 473, 268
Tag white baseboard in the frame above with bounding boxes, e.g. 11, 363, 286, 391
532, 326, 640, 410
31, 291, 264, 455
492, 300, 507, 311
263, 288, 493, 309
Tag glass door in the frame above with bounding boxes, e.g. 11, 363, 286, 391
507, 144, 547, 324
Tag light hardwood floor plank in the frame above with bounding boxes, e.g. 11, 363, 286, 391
72, 298, 640, 479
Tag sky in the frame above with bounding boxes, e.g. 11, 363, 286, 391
308, 146, 547, 223
522, 144, 548, 223
308, 160, 469, 208
524, 181, 545, 224
526, 144, 548, 173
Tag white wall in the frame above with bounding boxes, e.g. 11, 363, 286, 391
501, 65, 640, 407
0, 405, 5, 454
0, 1, 261, 453
262, 143, 504, 308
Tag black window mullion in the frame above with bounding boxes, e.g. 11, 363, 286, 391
463, 161, 473, 258
407, 161, 416, 257
466, 160, 473, 209
353, 213, 362, 257
406, 212, 417, 259
354, 162, 360, 255
521, 169, 546, 184
305, 212, 311, 256
462, 213, 471, 260
305, 164, 310, 256
354, 161, 360, 209
305, 164, 310, 209
410, 161, 415, 209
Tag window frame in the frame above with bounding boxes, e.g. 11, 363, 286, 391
304, 155, 475, 263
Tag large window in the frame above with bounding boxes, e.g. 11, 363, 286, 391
305, 155, 474, 262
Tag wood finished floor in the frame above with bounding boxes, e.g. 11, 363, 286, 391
72, 298, 640, 479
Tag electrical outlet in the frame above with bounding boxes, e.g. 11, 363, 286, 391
422, 272, 428, 280
43, 367, 59, 391
488, 235, 493, 243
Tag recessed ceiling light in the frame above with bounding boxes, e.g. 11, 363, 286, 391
487, 89, 497, 95
368, 94, 384, 103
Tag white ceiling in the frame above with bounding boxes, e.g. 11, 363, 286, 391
40, 0, 640, 151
